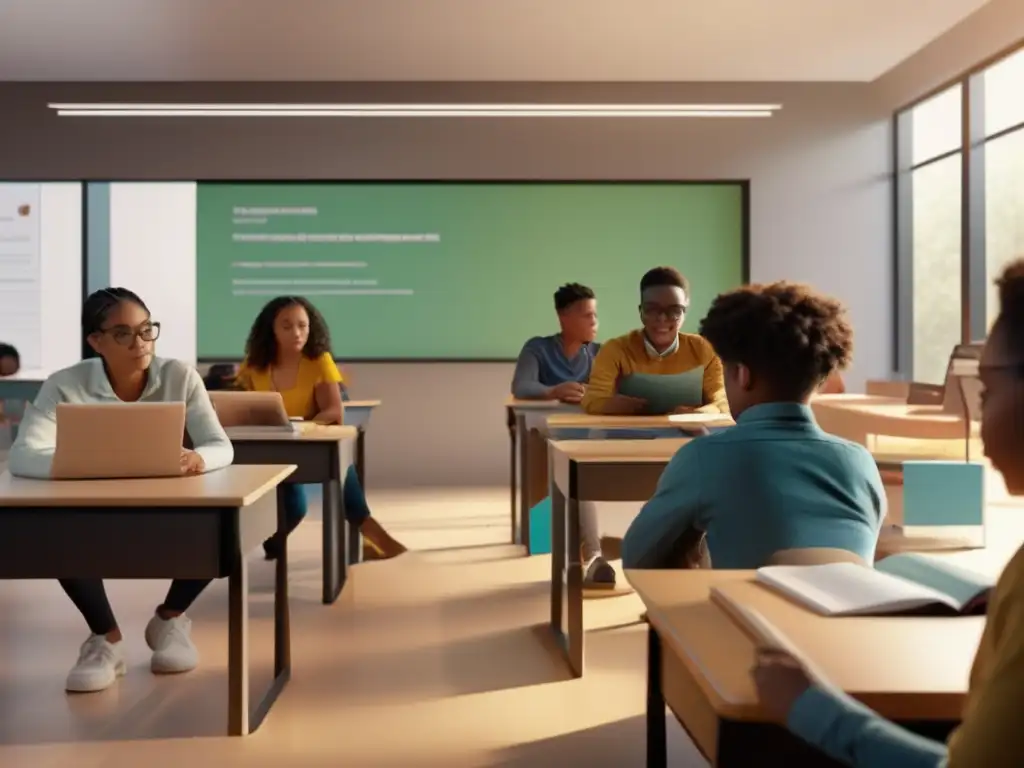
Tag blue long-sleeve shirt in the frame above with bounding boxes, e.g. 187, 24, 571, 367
510, 335, 600, 399
621, 402, 885, 569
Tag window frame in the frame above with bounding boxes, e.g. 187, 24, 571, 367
894, 39, 1024, 379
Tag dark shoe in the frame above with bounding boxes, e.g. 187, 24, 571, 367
262, 535, 282, 561
583, 557, 617, 589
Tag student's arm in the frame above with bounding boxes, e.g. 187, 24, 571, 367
7, 378, 61, 479
581, 341, 623, 414
699, 343, 730, 414
621, 441, 706, 569
511, 342, 552, 400
184, 367, 234, 472
313, 353, 344, 424
787, 685, 947, 767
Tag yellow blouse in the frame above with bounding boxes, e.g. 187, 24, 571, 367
236, 352, 343, 419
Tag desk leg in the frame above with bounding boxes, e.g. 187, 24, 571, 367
227, 524, 292, 736
356, 427, 367, 488
517, 412, 531, 551
322, 479, 345, 604
550, 484, 584, 678
508, 407, 517, 544
646, 624, 667, 768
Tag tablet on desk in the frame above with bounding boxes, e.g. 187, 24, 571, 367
618, 370, 704, 414
210, 391, 291, 428
51, 402, 186, 480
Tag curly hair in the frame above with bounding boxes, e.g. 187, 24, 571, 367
698, 281, 853, 398
243, 296, 333, 370
995, 258, 1024, 356
554, 283, 595, 312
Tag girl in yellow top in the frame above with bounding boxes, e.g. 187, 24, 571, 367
236, 296, 407, 561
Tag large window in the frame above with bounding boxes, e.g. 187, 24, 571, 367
896, 44, 1024, 381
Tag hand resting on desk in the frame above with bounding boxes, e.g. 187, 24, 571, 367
602, 394, 648, 415
179, 449, 206, 475
549, 381, 587, 404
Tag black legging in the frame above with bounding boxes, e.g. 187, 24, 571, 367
59, 578, 212, 636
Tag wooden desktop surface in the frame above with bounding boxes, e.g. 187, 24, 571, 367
628, 569, 979, 722
345, 400, 381, 409
506, 396, 569, 411
0, 464, 296, 508
550, 438, 690, 464
546, 413, 735, 430
226, 424, 358, 443
812, 395, 977, 440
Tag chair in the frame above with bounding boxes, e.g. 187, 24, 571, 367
767, 547, 868, 566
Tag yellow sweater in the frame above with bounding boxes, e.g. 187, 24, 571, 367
582, 329, 728, 415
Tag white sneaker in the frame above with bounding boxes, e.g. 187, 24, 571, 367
66, 634, 126, 693
144, 614, 199, 674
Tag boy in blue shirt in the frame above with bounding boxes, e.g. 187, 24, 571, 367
622, 281, 884, 570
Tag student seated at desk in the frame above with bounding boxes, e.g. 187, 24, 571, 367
511, 282, 600, 403
575, 267, 729, 588
581, 266, 728, 416
7, 287, 234, 693
235, 296, 406, 561
621, 281, 884, 570
753, 261, 1024, 767
0, 342, 20, 376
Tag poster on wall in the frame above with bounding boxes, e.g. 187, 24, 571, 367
0, 184, 42, 369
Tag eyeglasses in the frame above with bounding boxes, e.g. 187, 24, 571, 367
99, 322, 161, 346
640, 304, 687, 322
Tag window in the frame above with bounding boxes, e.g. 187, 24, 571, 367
983, 47, 1024, 138
984, 122, 1024, 327
911, 154, 962, 383
911, 85, 962, 165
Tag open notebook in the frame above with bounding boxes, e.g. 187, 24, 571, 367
750, 554, 994, 616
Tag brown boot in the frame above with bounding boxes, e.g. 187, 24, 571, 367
359, 517, 408, 559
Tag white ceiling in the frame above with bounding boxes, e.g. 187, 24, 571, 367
0, 0, 991, 82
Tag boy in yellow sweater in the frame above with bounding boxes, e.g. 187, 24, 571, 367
578, 267, 729, 588
754, 258, 1024, 766
581, 266, 728, 416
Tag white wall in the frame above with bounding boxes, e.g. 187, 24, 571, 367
108, 182, 197, 361
0, 182, 81, 373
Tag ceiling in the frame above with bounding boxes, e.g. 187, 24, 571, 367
0, 0, 991, 82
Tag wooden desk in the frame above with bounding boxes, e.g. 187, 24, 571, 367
343, 399, 380, 488
812, 395, 978, 444
547, 412, 735, 435
505, 397, 576, 548
0, 464, 295, 737
628, 569, 975, 766
227, 424, 358, 604
548, 438, 689, 677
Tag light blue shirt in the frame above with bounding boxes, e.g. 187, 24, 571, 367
621, 402, 885, 569
787, 685, 948, 766
8, 357, 233, 479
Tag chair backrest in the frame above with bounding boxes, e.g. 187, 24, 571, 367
767, 547, 868, 567
907, 382, 944, 405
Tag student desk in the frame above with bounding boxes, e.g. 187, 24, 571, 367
812, 395, 978, 445
0, 464, 295, 737
547, 412, 735, 435
504, 397, 577, 547
343, 400, 380, 488
628, 569, 979, 767
226, 424, 358, 604
548, 438, 691, 677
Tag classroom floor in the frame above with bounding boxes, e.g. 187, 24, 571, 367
0, 487, 706, 768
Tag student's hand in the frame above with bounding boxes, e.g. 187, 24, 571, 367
752, 648, 814, 722
671, 404, 698, 414
550, 382, 586, 404
603, 394, 647, 415
180, 449, 206, 476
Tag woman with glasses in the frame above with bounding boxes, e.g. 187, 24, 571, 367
234, 295, 407, 562
8, 287, 233, 694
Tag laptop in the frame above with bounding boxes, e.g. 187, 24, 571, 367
51, 402, 186, 480
208, 391, 297, 434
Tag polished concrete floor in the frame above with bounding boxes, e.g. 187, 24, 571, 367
0, 487, 705, 768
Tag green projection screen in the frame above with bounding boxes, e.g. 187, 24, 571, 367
196, 182, 747, 360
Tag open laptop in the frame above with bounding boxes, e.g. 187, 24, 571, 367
51, 402, 186, 480
208, 391, 292, 428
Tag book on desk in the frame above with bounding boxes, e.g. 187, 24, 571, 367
712, 554, 993, 618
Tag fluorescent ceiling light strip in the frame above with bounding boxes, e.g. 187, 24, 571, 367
49, 102, 782, 112
55, 108, 775, 118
